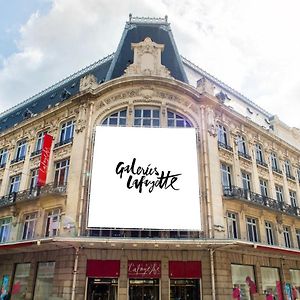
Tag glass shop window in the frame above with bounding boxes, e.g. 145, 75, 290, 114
87, 278, 118, 300
261, 267, 282, 299
129, 279, 159, 300
290, 269, 300, 299
170, 279, 200, 300
11, 263, 31, 299
33, 262, 55, 300
231, 264, 256, 300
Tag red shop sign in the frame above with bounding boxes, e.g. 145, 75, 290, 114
128, 261, 161, 278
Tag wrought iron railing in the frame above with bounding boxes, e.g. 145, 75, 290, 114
31, 149, 42, 157
286, 173, 296, 181
256, 159, 268, 168
0, 183, 67, 208
54, 137, 73, 148
218, 141, 233, 152
238, 151, 252, 160
272, 167, 282, 174
11, 156, 25, 164
223, 186, 300, 217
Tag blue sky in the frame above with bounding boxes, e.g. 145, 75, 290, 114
1, 0, 300, 128
0, 0, 51, 60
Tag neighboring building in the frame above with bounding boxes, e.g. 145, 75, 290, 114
1, 15, 300, 300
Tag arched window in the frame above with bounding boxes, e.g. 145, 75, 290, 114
101, 109, 127, 126
218, 125, 228, 145
134, 108, 160, 127
167, 111, 192, 127
285, 160, 293, 179
237, 135, 247, 155
255, 144, 264, 163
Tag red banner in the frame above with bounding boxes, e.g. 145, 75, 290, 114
128, 261, 161, 278
37, 133, 53, 186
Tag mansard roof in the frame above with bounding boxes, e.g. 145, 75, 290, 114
0, 15, 272, 134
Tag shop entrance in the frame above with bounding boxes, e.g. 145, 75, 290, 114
129, 279, 159, 300
170, 279, 200, 300
87, 278, 118, 300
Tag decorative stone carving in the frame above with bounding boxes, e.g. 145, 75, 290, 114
53, 144, 72, 160
79, 74, 98, 92
124, 37, 172, 78
196, 77, 215, 95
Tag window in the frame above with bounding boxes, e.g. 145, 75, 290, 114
29, 169, 39, 195
285, 160, 294, 179
255, 144, 264, 162
246, 217, 259, 242
58, 120, 74, 145
231, 264, 256, 300
33, 262, 55, 300
296, 229, 300, 249
265, 221, 275, 245
217, 124, 228, 145
102, 109, 127, 126
227, 212, 239, 239
45, 208, 60, 237
32, 131, 47, 155
297, 169, 300, 183
12, 263, 31, 299
8, 174, 21, 194
22, 212, 37, 240
259, 179, 268, 197
261, 267, 280, 298
167, 111, 192, 127
0, 217, 11, 243
237, 135, 247, 155
54, 159, 70, 187
290, 269, 300, 297
290, 190, 298, 208
221, 163, 232, 189
270, 152, 280, 172
283, 226, 292, 248
14, 140, 27, 162
134, 108, 160, 127
275, 185, 284, 202
0, 148, 8, 168
242, 172, 251, 191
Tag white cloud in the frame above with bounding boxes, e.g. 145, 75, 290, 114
1, 0, 300, 128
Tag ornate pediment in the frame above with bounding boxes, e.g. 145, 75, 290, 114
124, 37, 172, 78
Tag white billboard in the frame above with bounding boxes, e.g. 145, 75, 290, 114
88, 126, 201, 230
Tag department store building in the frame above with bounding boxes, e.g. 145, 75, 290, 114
0, 15, 300, 300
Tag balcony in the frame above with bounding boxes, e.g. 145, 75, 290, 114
11, 156, 25, 164
286, 173, 296, 181
256, 159, 268, 168
31, 149, 42, 157
223, 186, 300, 217
238, 151, 251, 160
0, 183, 67, 208
272, 167, 282, 175
54, 137, 73, 148
218, 141, 233, 152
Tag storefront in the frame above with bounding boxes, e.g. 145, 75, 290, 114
128, 261, 161, 300
169, 261, 201, 300
86, 260, 120, 300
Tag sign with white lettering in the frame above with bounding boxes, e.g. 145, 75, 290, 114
128, 261, 161, 278
88, 126, 201, 230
